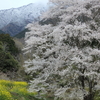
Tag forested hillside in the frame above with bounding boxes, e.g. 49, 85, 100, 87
0, 34, 20, 78
0, 30, 6, 34
14, 28, 29, 39
23, 0, 100, 100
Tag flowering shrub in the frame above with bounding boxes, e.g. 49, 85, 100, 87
0, 80, 13, 88
10, 86, 28, 96
0, 85, 12, 100
0, 80, 38, 100
13, 81, 28, 87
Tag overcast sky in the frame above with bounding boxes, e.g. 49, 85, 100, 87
0, 0, 49, 10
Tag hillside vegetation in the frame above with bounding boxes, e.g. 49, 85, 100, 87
0, 34, 19, 73
0, 80, 39, 100
0, 30, 6, 34
14, 29, 29, 39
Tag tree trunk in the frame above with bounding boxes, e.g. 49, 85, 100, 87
84, 93, 94, 100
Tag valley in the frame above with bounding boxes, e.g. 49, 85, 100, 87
0, 0, 100, 100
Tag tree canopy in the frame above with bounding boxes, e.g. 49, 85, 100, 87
0, 34, 19, 72
23, 0, 100, 100
0, 34, 19, 55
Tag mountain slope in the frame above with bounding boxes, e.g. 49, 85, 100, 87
14, 28, 29, 38
0, 30, 6, 34
0, 3, 48, 36
1, 23, 23, 36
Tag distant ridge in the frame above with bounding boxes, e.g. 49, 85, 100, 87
0, 30, 6, 34
0, 3, 48, 36
14, 29, 29, 39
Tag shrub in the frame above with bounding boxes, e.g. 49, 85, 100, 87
0, 80, 38, 100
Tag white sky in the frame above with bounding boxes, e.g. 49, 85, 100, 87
0, 0, 49, 10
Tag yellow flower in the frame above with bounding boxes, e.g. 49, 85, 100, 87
13, 81, 28, 87
0, 89, 12, 100
0, 80, 37, 99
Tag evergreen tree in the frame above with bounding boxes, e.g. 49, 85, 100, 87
0, 34, 19, 56
0, 34, 20, 72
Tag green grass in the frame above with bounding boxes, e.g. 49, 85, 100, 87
0, 80, 38, 100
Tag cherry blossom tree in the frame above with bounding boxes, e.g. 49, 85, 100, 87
23, 0, 100, 100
